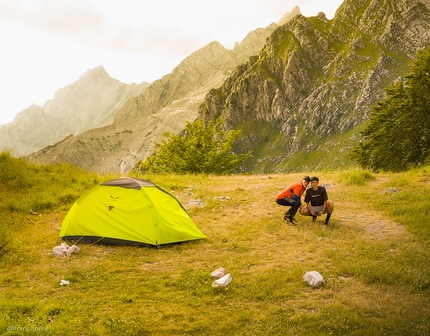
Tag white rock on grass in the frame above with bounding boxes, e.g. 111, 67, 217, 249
303, 271, 325, 287
212, 273, 232, 288
211, 267, 227, 279
52, 243, 81, 257
69, 245, 81, 254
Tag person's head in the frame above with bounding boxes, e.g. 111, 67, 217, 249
302, 176, 311, 187
310, 176, 319, 189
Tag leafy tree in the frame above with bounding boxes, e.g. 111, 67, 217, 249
353, 47, 430, 172
133, 118, 253, 174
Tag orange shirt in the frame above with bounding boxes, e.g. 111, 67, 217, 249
276, 181, 306, 200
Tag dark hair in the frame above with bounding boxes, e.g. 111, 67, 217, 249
303, 176, 311, 182
311, 176, 319, 182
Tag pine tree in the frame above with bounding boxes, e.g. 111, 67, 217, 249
353, 47, 430, 171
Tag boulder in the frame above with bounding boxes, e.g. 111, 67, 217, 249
52, 243, 80, 257
303, 271, 325, 287
212, 273, 232, 288
211, 267, 227, 279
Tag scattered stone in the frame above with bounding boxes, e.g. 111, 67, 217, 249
185, 198, 205, 208
185, 185, 198, 192
379, 187, 399, 194
52, 243, 81, 257
60, 280, 70, 286
211, 267, 227, 279
303, 271, 325, 287
212, 196, 231, 201
69, 244, 81, 254
212, 273, 232, 288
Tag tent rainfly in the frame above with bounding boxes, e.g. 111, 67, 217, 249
59, 177, 206, 246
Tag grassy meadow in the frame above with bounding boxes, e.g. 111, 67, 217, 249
0, 152, 429, 335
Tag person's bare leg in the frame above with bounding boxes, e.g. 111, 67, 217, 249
300, 206, 310, 216
324, 201, 334, 224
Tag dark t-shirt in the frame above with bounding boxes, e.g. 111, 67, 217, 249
304, 186, 328, 206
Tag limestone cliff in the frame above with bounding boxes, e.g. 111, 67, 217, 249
199, 0, 430, 172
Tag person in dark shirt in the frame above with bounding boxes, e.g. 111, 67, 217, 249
300, 176, 334, 225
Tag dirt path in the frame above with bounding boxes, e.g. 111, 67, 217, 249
323, 178, 409, 243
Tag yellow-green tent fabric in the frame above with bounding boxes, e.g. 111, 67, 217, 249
59, 177, 206, 246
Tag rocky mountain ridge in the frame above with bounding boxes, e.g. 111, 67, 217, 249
0, 66, 149, 156
24, 1, 430, 174
25, 9, 301, 173
198, 0, 430, 172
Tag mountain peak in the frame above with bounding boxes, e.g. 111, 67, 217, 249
80, 65, 111, 80
277, 6, 301, 26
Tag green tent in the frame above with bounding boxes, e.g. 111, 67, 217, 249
59, 177, 206, 246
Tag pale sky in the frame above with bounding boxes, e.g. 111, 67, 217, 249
0, 0, 344, 125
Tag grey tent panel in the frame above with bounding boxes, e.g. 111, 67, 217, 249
100, 177, 187, 212
101, 177, 155, 190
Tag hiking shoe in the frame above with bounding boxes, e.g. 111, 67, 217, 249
286, 217, 296, 226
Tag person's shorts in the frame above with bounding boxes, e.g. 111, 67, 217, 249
310, 205, 324, 214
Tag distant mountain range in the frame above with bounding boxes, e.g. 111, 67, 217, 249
0, 67, 149, 156
21, 7, 300, 173
3, 1, 430, 174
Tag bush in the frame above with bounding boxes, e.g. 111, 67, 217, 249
341, 169, 375, 185
134, 118, 253, 174
0, 152, 33, 189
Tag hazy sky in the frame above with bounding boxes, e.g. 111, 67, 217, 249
0, 0, 344, 125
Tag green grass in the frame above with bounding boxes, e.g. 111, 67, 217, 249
1, 153, 429, 335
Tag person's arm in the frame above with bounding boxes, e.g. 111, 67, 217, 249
291, 182, 303, 201
289, 183, 296, 197
303, 191, 310, 212
320, 187, 328, 215
306, 202, 312, 214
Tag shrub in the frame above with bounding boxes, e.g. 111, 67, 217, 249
341, 169, 375, 185
0, 152, 33, 189
134, 118, 253, 174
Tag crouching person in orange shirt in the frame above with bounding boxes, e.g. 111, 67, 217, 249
276, 176, 310, 225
